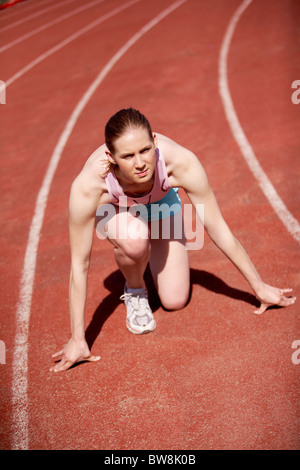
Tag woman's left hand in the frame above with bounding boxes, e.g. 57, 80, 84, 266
254, 284, 296, 314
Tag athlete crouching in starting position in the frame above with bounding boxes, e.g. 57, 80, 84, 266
50, 108, 296, 372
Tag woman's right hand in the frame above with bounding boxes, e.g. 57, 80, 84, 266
50, 337, 100, 372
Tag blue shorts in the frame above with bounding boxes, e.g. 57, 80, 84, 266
130, 187, 182, 222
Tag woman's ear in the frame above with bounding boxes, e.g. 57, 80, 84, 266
153, 133, 157, 147
105, 150, 116, 165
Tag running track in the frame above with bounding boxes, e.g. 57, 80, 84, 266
0, 0, 299, 450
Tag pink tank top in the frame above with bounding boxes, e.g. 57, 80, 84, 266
105, 148, 171, 207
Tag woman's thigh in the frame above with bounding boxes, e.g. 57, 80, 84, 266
95, 204, 149, 246
149, 212, 190, 310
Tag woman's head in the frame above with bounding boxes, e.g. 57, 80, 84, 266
104, 108, 157, 187
105, 108, 153, 155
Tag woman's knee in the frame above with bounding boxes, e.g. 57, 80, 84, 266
116, 236, 150, 261
160, 289, 190, 311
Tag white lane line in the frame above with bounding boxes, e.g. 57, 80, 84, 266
0, 0, 76, 32
0, 0, 106, 53
6, 0, 138, 87
218, 0, 300, 244
11, 0, 187, 450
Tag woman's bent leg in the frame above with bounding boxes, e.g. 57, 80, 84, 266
149, 212, 190, 310
103, 209, 155, 334
103, 209, 150, 289
97, 206, 190, 311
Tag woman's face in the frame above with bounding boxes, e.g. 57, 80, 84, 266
106, 127, 157, 188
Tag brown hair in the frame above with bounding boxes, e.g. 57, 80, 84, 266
105, 108, 153, 154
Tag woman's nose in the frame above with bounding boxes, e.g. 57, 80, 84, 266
135, 154, 145, 168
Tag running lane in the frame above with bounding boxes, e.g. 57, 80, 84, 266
226, 0, 300, 232
0, 0, 298, 450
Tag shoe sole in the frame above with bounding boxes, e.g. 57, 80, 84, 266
126, 320, 156, 335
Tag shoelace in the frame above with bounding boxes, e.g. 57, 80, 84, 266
120, 292, 150, 317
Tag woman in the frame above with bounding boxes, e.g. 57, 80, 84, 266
50, 108, 295, 372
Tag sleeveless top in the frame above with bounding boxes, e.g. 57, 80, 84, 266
104, 148, 171, 207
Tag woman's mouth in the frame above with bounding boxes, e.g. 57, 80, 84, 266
136, 169, 148, 177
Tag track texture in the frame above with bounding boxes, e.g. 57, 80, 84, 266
0, 0, 299, 450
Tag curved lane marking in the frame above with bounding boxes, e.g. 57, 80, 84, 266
218, 0, 300, 244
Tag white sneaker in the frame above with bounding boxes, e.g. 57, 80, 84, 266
120, 285, 156, 334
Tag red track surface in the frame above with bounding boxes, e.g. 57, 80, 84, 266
0, 0, 299, 450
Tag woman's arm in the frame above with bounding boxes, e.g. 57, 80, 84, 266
166, 140, 296, 313
50, 177, 101, 372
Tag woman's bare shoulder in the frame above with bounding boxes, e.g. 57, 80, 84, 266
155, 133, 197, 169
155, 132, 177, 149
154, 132, 207, 188
81, 144, 108, 175
71, 145, 109, 198
155, 133, 194, 159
